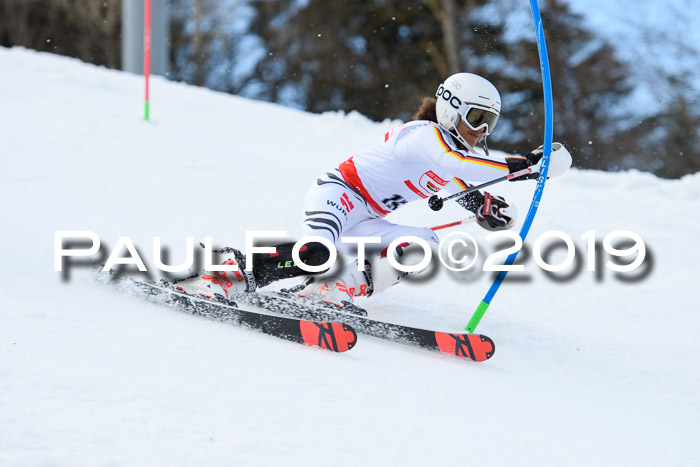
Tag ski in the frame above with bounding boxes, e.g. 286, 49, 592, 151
102, 274, 357, 353
234, 291, 495, 362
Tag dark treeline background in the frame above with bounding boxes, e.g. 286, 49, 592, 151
1, 0, 698, 178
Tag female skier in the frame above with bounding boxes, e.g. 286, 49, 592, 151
178, 72, 571, 306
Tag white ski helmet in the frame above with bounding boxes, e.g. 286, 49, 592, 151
435, 73, 501, 140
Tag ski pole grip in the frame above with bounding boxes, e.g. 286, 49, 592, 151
428, 195, 444, 211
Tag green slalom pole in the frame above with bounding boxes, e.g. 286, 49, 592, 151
466, 301, 490, 334
143, 0, 151, 121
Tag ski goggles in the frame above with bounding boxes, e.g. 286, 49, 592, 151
461, 104, 499, 135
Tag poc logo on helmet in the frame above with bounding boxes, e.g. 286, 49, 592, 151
436, 85, 461, 110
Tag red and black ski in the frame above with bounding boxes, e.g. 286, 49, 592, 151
98, 271, 492, 360
236, 292, 495, 362
107, 275, 357, 353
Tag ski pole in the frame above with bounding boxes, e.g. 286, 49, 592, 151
428, 167, 534, 211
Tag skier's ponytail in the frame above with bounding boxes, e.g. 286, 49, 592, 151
413, 97, 438, 123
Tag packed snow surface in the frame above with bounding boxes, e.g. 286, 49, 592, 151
1, 47, 699, 466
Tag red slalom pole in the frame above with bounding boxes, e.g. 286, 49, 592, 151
430, 216, 475, 231
143, 0, 151, 120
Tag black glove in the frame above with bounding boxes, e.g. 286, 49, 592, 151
506, 143, 572, 181
456, 191, 515, 231
455, 189, 484, 212
505, 145, 545, 181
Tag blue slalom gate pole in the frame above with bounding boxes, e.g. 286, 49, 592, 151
466, 0, 554, 333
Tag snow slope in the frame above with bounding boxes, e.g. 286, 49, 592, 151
1, 47, 699, 466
